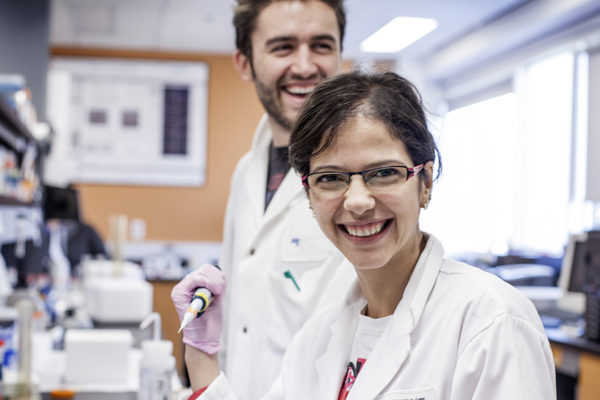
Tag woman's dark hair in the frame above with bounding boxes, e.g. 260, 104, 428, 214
233, 0, 346, 60
289, 70, 441, 183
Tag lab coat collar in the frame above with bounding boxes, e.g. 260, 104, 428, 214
349, 234, 444, 400
317, 234, 445, 399
263, 169, 304, 220
244, 114, 270, 221
249, 113, 271, 152
243, 114, 305, 225
403, 233, 444, 329
316, 283, 365, 399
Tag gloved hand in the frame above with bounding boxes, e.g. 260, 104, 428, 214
171, 264, 226, 354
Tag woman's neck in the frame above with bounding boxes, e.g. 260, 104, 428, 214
356, 232, 426, 319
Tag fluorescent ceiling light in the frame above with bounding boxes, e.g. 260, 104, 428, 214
360, 16, 438, 53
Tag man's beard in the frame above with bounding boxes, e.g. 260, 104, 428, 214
254, 77, 294, 132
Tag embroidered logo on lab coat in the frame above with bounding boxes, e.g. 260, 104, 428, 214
281, 231, 330, 262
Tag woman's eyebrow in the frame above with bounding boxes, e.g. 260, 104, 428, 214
311, 165, 342, 173
310, 160, 408, 173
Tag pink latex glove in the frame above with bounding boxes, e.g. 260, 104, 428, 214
171, 264, 226, 354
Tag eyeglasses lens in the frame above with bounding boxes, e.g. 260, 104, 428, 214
309, 166, 411, 196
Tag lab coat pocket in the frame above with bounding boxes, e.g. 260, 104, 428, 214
266, 208, 335, 352
377, 387, 437, 400
280, 198, 332, 263
280, 227, 331, 262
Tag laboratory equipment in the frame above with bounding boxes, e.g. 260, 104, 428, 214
84, 277, 152, 323
558, 231, 600, 341
81, 259, 152, 323
177, 287, 213, 333
64, 329, 132, 385
557, 232, 589, 313
139, 313, 175, 400
0, 252, 12, 302
2, 298, 40, 399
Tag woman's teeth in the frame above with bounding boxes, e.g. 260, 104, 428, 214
345, 221, 386, 237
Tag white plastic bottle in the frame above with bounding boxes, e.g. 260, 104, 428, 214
138, 339, 175, 400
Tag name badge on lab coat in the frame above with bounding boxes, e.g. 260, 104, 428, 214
378, 387, 437, 400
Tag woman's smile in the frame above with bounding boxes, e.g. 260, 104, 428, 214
340, 219, 392, 239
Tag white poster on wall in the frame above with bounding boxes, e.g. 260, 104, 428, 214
45, 58, 208, 186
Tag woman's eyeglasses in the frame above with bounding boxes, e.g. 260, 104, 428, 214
302, 165, 423, 197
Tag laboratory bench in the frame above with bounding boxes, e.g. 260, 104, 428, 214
148, 278, 187, 382
40, 392, 136, 399
152, 275, 600, 398
548, 328, 600, 400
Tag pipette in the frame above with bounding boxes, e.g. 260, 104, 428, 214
178, 287, 214, 333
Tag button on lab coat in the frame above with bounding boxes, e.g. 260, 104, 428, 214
207, 234, 556, 400
219, 115, 355, 400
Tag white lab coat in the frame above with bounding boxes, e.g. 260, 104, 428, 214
206, 234, 556, 400
219, 115, 355, 400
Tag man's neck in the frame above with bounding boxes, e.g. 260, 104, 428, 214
268, 117, 291, 147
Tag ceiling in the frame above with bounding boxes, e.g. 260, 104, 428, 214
50, 0, 600, 85
49, 0, 527, 59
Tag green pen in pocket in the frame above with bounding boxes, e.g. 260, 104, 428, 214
283, 270, 301, 291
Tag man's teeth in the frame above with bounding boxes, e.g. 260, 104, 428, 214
345, 222, 385, 237
287, 86, 314, 95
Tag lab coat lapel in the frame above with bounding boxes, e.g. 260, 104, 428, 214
348, 235, 445, 400
243, 150, 268, 228
347, 307, 412, 400
263, 168, 303, 221
242, 115, 271, 228
241, 114, 303, 231
316, 284, 365, 399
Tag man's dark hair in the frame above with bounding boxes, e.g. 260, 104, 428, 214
233, 0, 346, 61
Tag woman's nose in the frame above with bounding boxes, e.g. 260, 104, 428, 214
343, 176, 375, 215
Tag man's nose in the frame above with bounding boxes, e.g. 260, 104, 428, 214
290, 45, 319, 77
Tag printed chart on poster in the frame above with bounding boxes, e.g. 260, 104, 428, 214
47, 58, 208, 186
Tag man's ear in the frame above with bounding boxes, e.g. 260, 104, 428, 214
233, 50, 253, 82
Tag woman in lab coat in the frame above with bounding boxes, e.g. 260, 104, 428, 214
172, 71, 556, 399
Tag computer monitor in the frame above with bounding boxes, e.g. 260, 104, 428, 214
558, 232, 590, 314
42, 185, 80, 222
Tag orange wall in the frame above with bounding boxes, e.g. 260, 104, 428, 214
51, 47, 264, 242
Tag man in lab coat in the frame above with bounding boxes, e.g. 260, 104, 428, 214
218, 1, 354, 398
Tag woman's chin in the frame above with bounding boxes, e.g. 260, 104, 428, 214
348, 256, 387, 271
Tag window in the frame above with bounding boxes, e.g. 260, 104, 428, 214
514, 51, 574, 254
422, 50, 587, 257
422, 93, 518, 257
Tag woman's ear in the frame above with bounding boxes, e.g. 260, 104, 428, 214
420, 161, 434, 208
